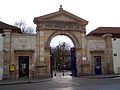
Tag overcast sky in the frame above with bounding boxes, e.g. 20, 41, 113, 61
0, 0, 120, 47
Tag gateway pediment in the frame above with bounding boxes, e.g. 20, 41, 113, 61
46, 14, 76, 22
34, 7, 88, 25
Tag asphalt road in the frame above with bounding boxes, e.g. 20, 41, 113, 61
0, 75, 120, 90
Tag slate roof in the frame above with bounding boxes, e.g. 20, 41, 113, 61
0, 21, 21, 33
87, 27, 120, 38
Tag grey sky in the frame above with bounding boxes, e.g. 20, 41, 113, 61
0, 0, 120, 47
1, 0, 120, 33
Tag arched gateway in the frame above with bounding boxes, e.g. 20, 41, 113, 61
2, 6, 114, 80
34, 6, 88, 77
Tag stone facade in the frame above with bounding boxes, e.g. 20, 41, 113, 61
112, 38, 120, 74
84, 35, 114, 75
0, 34, 3, 80
1, 7, 115, 80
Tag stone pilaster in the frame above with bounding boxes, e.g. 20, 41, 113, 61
103, 34, 114, 74
81, 33, 87, 57
38, 24, 46, 59
81, 33, 87, 75
44, 47, 51, 76
76, 47, 82, 75
36, 25, 45, 65
3, 30, 11, 79
35, 25, 48, 78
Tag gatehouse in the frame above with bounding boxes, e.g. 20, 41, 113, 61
0, 6, 115, 80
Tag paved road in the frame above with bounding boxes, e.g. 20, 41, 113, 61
0, 75, 120, 90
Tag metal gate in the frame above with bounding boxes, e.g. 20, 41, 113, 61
50, 48, 53, 77
71, 48, 77, 77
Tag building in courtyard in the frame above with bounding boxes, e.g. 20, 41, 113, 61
0, 6, 120, 80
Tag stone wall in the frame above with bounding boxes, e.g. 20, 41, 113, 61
112, 38, 120, 74
0, 34, 3, 80
83, 36, 106, 75
86, 36, 106, 61
85, 35, 114, 75
3, 31, 37, 79
11, 34, 36, 50
3, 30, 11, 79
11, 34, 37, 78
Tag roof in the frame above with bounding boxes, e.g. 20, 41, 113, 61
34, 6, 88, 25
87, 27, 120, 38
0, 21, 21, 33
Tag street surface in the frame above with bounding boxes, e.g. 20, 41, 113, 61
0, 72, 120, 90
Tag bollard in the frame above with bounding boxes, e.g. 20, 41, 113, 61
54, 73, 56, 76
63, 72, 64, 76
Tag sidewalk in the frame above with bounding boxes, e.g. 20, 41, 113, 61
80, 74, 120, 79
54, 71, 120, 79
0, 78, 52, 86
0, 74, 120, 86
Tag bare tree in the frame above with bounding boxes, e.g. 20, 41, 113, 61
14, 19, 35, 34
24, 26, 35, 34
52, 42, 71, 71
58, 42, 71, 50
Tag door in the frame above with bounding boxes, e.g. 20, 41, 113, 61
19, 56, 29, 78
94, 56, 102, 75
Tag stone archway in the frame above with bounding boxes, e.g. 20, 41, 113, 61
46, 30, 79, 48
34, 6, 88, 77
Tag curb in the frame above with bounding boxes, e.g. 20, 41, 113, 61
0, 78, 52, 86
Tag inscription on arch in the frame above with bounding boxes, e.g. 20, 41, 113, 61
45, 24, 81, 30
